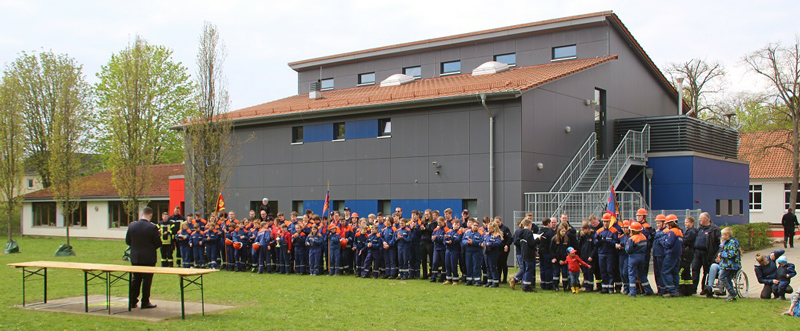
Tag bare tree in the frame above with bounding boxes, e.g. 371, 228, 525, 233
744, 36, 800, 211
667, 58, 726, 118
0, 78, 24, 252
183, 22, 241, 216
95, 35, 194, 218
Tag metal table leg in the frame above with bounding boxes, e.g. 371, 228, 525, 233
83, 270, 108, 313
107, 271, 130, 315
21, 267, 47, 307
179, 274, 205, 320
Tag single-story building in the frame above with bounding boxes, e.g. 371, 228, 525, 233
739, 130, 797, 229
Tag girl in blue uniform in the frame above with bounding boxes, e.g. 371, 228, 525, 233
463, 220, 484, 286
306, 226, 323, 276
483, 222, 503, 288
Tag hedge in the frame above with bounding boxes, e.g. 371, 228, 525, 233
724, 222, 772, 252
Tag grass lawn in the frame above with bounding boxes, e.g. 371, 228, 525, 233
0, 237, 795, 330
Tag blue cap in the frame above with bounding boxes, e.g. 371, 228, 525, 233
777, 256, 788, 264
567, 247, 575, 253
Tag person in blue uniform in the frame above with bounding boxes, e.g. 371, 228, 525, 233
661, 214, 684, 297
430, 217, 447, 282
363, 226, 383, 278
205, 222, 221, 269
626, 221, 651, 297
443, 221, 463, 285
463, 220, 484, 286
395, 218, 412, 280
538, 218, 556, 290
596, 213, 619, 294
483, 222, 503, 288
306, 226, 323, 276
381, 218, 397, 279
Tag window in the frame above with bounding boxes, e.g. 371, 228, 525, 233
403, 66, 421, 78
785, 183, 800, 210
292, 126, 304, 144
320, 78, 334, 90
148, 201, 170, 223
378, 200, 392, 216
109, 201, 137, 228
333, 122, 346, 140
379, 118, 391, 137
292, 201, 304, 214
441, 60, 461, 75
32, 202, 56, 227
332, 200, 345, 215
462, 199, 477, 216
69, 201, 87, 227
552, 45, 577, 60
250, 200, 278, 218
732, 200, 742, 216
749, 184, 762, 211
358, 72, 375, 85
494, 53, 516, 66
27, 179, 33, 188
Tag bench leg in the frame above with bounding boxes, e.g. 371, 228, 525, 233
180, 277, 185, 320
21, 267, 47, 307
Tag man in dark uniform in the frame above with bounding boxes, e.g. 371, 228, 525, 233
692, 212, 721, 295
782, 209, 799, 248
495, 216, 513, 284
157, 212, 175, 267
259, 198, 271, 216
126, 207, 161, 309
418, 210, 434, 279
167, 206, 185, 267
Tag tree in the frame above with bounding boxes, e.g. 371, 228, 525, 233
183, 22, 241, 216
667, 58, 726, 118
95, 36, 194, 218
744, 36, 800, 211
44, 54, 92, 253
0, 78, 24, 252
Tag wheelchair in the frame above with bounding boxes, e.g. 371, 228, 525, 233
705, 269, 749, 298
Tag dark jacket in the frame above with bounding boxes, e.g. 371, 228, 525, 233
517, 228, 539, 262
538, 227, 555, 255
783, 213, 799, 233
500, 224, 513, 251
126, 218, 161, 266
755, 250, 786, 285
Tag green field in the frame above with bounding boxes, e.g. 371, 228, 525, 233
0, 237, 795, 330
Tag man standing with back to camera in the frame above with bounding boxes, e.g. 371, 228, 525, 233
126, 206, 161, 309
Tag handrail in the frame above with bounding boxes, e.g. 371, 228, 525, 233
586, 124, 649, 193
549, 132, 596, 192
524, 190, 650, 220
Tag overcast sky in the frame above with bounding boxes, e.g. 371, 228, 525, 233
1, 0, 798, 111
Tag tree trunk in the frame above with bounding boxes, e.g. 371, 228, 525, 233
793, 116, 800, 212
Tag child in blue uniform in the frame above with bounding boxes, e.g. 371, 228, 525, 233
328, 226, 342, 276
354, 225, 368, 277
596, 213, 619, 293
443, 221, 463, 285
381, 218, 397, 279
483, 222, 503, 288
626, 221, 650, 297
177, 223, 193, 268
661, 214, 684, 297
190, 226, 205, 268
578, 222, 597, 292
396, 219, 412, 280
616, 221, 631, 294
463, 220, 484, 286
363, 226, 382, 278
205, 223, 221, 269
292, 224, 307, 274
306, 226, 323, 276
430, 217, 447, 282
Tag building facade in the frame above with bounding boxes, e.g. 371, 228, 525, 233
739, 130, 797, 225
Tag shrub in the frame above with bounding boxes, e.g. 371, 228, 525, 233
723, 222, 772, 252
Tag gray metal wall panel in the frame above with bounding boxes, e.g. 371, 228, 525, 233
428, 111, 469, 156
429, 154, 470, 183
263, 163, 293, 187
356, 158, 390, 184
355, 184, 391, 200
391, 156, 430, 184
324, 160, 357, 186
469, 153, 489, 182
322, 140, 356, 161
355, 136, 391, 159
502, 152, 522, 181
238, 128, 266, 166
391, 114, 429, 157
292, 141, 324, 163
291, 161, 323, 187
429, 182, 470, 198
402, 54, 421, 67
389, 184, 429, 199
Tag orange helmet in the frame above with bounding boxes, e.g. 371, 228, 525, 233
655, 214, 666, 222
630, 221, 643, 231
636, 208, 648, 216
622, 220, 631, 228
352, 213, 359, 218
225, 238, 233, 246
233, 242, 243, 250
665, 214, 678, 223
340, 239, 348, 248
602, 213, 613, 221
252, 243, 261, 250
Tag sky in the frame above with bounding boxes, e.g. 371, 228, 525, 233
1, 0, 798, 111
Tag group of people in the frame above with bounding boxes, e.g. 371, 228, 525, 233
153, 201, 795, 302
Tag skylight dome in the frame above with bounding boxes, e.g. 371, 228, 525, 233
380, 73, 416, 87
472, 61, 510, 76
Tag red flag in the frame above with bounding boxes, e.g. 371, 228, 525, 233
606, 186, 619, 228
321, 190, 330, 217
215, 193, 226, 214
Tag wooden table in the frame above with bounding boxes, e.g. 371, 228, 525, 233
7, 261, 217, 319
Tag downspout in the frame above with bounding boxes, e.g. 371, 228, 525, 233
480, 94, 494, 218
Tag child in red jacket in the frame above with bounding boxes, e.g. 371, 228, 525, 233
565, 247, 590, 293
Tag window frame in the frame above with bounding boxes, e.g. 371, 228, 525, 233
32, 202, 57, 227
27, 179, 34, 188
552, 45, 577, 61
378, 118, 392, 138
292, 201, 304, 215
333, 122, 346, 141
292, 126, 304, 144
68, 201, 88, 227
403, 66, 421, 78
440, 60, 461, 76
320, 78, 334, 91
493, 53, 516, 66
749, 184, 763, 211
358, 72, 376, 86
108, 201, 137, 228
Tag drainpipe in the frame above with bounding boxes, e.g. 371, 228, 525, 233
480, 94, 494, 218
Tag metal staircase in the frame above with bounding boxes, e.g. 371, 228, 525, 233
527, 125, 651, 222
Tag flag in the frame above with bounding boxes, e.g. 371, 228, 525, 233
321, 190, 330, 217
606, 185, 619, 228
215, 192, 226, 214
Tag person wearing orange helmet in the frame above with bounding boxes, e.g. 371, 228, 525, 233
652, 214, 668, 294
596, 213, 619, 293
634, 208, 656, 295
661, 214, 684, 297
616, 220, 632, 295
625, 221, 652, 297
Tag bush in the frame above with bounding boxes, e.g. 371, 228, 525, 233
724, 222, 772, 252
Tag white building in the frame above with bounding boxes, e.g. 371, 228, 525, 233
739, 131, 796, 224
21, 164, 183, 239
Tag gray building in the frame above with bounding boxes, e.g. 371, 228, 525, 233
202, 11, 680, 223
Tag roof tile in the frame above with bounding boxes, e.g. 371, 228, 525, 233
24, 164, 184, 199
738, 131, 793, 179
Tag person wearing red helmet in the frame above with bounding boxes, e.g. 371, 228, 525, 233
616, 220, 632, 295
661, 214, 684, 297
625, 221, 651, 297
596, 213, 619, 294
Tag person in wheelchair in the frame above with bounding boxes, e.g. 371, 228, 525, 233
755, 250, 792, 299
704, 227, 741, 301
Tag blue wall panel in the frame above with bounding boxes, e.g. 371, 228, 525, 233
345, 120, 378, 140
648, 156, 694, 210
692, 157, 749, 225
344, 200, 378, 217
304, 123, 333, 143
304, 200, 324, 216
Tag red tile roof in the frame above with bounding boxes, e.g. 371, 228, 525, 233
738, 131, 793, 179
227, 55, 617, 122
23, 163, 184, 199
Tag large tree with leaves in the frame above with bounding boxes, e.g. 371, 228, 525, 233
744, 36, 800, 211
183, 22, 240, 216
95, 36, 194, 218
0, 78, 25, 251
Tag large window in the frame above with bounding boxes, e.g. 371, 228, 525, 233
716, 199, 742, 217
494, 53, 516, 66
379, 118, 391, 137
320, 78, 334, 90
333, 122, 346, 140
358, 72, 375, 85
292, 126, 304, 144
32, 202, 57, 227
552, 45, 577, 60
109, 201, 137, 228
749, 184, 763, 211
292, 201, 304, 214
441, 60, 461, 75
378, 200, 391, 216
148, 201, 170, 223
785, 183, 800, 210
69, 201, 87, 227
403, 66, 421, 78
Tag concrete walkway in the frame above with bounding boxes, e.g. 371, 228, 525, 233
739, 243, 798, 299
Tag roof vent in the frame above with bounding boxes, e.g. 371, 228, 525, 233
380, 73, 416, 87
472, 61, 510, 76
309, 81, 322, 99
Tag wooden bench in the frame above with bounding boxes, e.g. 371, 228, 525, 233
7, 261, 217, 319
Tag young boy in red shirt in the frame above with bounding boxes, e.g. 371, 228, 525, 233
565, 247, 591, 293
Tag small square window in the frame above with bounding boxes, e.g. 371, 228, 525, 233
552, 45, 577, 60
379, 118, 391, 137
494, 53, 516, 66
321, 78, 334, 90
358, 72, 375, 85
441, 61, 461, 75
333, 122, 345, 140
292, 126, 303, 143
403, 66, 421, 78
27, 179, 33, 188
292, 201, 304, 214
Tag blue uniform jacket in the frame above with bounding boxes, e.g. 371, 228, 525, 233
367, 233, 382, 251
306, 235, 323, 252
625, 234, 648, 255
432, 226, 446, 251
652, 228, 667, 257
444, 229, 462, 251
484, 234, 502, 253
617, 232, 630, 256
328, 232, 342, 252
462, 230, 484, 252
396, 227, 411, 248
190, 230, 204, 246
381, 227, 396, 248
662, 228, 683, 256
596, 227, 619, 255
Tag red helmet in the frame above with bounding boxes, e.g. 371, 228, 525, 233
630, 222, 643, 231
233, 242, 243, 250
252, 243, 261, 250
636, 208, 648, 216
340, 239, 348, 249
225, 238, 233, 246
622, 220, 631, 228
655, 214, 666, 222
602, 213, 613, 221
665, 214, 679, 223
